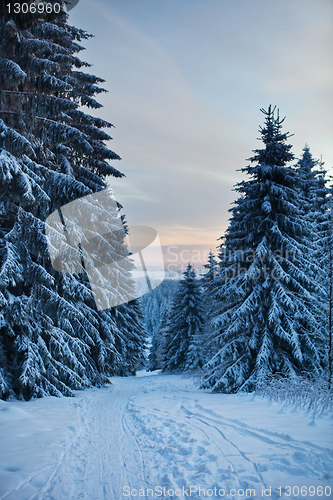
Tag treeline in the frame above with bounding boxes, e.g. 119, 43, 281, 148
1, 1, 331, 400
149, 106, 332, 393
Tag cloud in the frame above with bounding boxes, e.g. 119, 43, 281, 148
76, 1, 246, 244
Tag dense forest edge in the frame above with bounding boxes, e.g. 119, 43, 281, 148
0, 0, 146, 400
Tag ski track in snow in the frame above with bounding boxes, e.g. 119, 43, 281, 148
0, 372, 332, 500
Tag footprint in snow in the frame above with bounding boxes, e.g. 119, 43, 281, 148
197, 445, 206, 456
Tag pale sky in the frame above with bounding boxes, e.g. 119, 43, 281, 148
69, 0, 333, 249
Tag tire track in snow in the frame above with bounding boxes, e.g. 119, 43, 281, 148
194, 402, 333, 452
176, 398, 333, 493
69, 384, 147, 500
126, 384, 333, 499
0, 466, 57, 500
122, 409, 146, 484
189, 402, 333, 480
126, 398, 248, 495
180, 405, 268, 490
176, 413, 242, 489
22, 381, 148, 500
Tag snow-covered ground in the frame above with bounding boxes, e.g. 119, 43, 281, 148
0, 372, 332, 500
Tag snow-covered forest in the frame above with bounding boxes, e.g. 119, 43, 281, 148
0, 1, 332, 498
1, 0, 331, 400
145, 109, 332, 395
0, 0, 146, 400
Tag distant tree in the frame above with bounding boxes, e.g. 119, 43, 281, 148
148, 304, 170, 371
201, 250, 219, 361
202, 106, 324, 393
143, 280, 178, 371
162, 264, 205, 372
201, 250, 218, 290
140, 279, 178, 338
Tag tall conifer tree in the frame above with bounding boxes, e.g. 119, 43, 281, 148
0, 0, 145, 399
202, 106, 324, 393
294, 146, 329, 368
295, 146, 333, 385
148, 304, 169, 371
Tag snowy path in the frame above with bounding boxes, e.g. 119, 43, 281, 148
0, 372, 332, 500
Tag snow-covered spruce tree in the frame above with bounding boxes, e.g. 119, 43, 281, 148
162, 264, 205, 372
148, 303, 169, 371
327, 192, 333, 389
0, 1, 145, 400
202, 106, 325, 393
201, 250, 218, 294
294, 146, 330, 372
200, 250, 219, 362
295, 146, 327, 217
